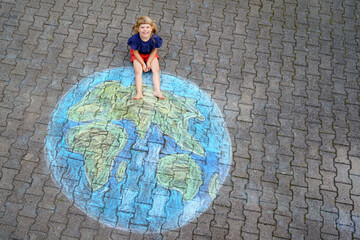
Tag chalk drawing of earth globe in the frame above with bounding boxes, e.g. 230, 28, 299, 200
46, 67, 231, 233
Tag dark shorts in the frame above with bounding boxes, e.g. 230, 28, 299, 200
130, 49, 159, 63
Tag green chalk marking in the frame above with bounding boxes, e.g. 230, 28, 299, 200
66, 122, 127, 191
67, 81, 205, 157
208, 173, 220, 200
156, 154, 203, 201
116, 161, 127, 183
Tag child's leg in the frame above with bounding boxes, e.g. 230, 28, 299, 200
133, 60, 144, 100
150, 58, 165, 100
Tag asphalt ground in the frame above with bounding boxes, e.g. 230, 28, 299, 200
0, 0, 359, 239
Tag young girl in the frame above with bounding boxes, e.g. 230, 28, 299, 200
127, 16, 165, 100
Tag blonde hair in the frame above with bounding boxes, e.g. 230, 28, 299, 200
132, 16, 158, 34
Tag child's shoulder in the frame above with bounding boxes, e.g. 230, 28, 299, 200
129, 32, 140, 40
127, 33, 140, 45
152, 34, 162, 48
152, 34, 162, 41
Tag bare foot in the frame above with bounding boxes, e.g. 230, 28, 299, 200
154, 91, 165, 100
133, 93, 143, 100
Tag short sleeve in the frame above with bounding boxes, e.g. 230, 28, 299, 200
127, 34, 140, 50
153, 35, 162, 49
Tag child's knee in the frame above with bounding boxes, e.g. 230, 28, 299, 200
134, 68, 143, 75
151, 64, 160, 73
152, 68, 159, 74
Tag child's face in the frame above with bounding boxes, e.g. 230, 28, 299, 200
138, 24, 152, 39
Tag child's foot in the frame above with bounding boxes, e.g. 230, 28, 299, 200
154, 91, 165, 100
133, 93, 143, 100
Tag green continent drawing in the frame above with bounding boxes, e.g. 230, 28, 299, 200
156, 154, 203, 201
208, 173, 220, 200
67, 81, 205, 157
116, 161, 127, 183
66, 122, 128, 190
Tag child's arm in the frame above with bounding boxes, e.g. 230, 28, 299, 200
146, 48, 158, 69
132, 50, 148, 72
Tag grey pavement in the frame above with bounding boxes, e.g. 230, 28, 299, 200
0, 0, 360, 239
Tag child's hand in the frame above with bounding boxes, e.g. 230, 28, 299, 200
146, 62, 152, 70
142, 63, 148, 72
